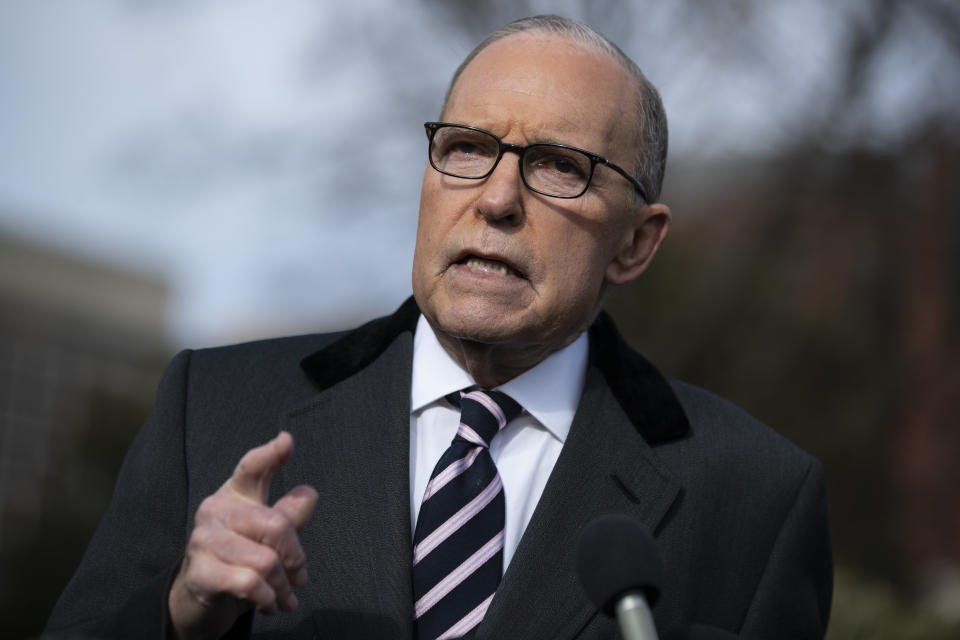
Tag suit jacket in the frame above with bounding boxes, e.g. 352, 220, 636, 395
45, 297, 832, 639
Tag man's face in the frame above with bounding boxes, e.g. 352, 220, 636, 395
412, 33, 663, 364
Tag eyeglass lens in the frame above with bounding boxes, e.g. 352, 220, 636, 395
430, 126, 593, 198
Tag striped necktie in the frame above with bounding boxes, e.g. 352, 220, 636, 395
412, 389, 522, 640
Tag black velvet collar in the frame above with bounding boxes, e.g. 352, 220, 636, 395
586, 311, 690, 444
300, 296, 689, 444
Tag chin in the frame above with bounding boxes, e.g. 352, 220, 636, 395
436, 314, 518, 345
428, 298, 532, 346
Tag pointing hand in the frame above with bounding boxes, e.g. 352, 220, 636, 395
168, 432, 318, 639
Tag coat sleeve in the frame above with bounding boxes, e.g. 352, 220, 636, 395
43, 349, 197, 639
738, 458, 833, 639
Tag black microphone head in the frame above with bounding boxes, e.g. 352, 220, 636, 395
575, 513, 662, 615
662, 624, 739, 640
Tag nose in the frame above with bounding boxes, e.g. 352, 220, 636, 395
475, 150, 524, 225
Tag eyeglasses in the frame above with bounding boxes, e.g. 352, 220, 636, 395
424, 122, 648, 202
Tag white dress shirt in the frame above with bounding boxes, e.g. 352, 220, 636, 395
409, 314, 588, 573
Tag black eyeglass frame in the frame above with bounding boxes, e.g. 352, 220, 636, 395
424, 121, 648, 203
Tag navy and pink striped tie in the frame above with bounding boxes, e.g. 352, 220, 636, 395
412, 389, 522, 640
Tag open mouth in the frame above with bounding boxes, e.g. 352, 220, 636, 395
457, 254, 526, 279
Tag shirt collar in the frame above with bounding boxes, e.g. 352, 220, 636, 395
410, 314, 588, 444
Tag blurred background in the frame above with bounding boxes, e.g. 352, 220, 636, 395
1, 0, 957, 637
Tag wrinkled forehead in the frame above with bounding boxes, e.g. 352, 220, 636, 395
444, 32, 642, 158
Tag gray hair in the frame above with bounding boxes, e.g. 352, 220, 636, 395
441, 14, 668, 203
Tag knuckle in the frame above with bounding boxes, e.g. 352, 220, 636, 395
260, 509, 291, 539
263, 509, 288, 530
187, 525, 214, 552
252, 547, 280, 575
180, 554, 220, 593
196, 492, 229, 521
195, 495, 218, 519
232, 568, 263, 600
282, 546, 307, 571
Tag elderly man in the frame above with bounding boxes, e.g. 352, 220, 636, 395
46, 14, 832, 640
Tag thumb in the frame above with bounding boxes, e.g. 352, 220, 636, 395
274, 484, 319, 531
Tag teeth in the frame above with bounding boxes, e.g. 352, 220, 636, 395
465, 256, 512, 276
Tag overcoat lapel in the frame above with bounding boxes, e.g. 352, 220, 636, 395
476, 365, 682, 640
278, 300, 421, 640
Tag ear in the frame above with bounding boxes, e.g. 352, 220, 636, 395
605, 202, 671, 285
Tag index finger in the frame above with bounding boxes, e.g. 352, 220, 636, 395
227, 431, 295, 503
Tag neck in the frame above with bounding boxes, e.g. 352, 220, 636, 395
433, 330, 572, 389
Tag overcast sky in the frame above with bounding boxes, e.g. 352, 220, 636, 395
0, 0, 949, 346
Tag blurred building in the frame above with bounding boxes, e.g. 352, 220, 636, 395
0, 230, 171, 549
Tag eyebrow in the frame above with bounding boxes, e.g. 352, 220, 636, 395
450, 118, 592, 146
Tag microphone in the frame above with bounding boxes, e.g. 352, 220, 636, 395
575, 513, 663, 640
